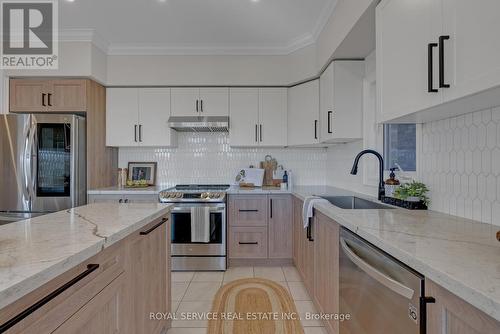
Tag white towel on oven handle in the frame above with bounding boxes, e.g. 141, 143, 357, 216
191, 206, 210, 243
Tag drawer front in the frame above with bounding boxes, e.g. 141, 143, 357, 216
1, 242, 125, 334
229, 195, 268, 227
229, 227, 268, 259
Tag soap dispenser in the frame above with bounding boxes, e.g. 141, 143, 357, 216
385, 168, 400, 198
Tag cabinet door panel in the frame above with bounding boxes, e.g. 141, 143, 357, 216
138, 88, 177, 147
268, 195, 292, 258
199, 87, 229, 116
229, 195, 268, 227
49, 80, 87, 112
9, 79, 48, 112
229, 226, 268, 259
442, 0, 500, 103
377, 0, 442, 122
53, 275, 126, 334
171, 88, 199, 116
427, 279, 500, 334
287, 80, 319, 146
259, 88, 287, 147
128, 218, 168, 334
229, 88, 259, 147
320, 62, 334, 143
313, 212, 339, 334
292, 197, 303, 274
106, 88, 139, 147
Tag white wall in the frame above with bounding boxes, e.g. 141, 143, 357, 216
316, 0, 374, 70
118, 132, 327, 187
106, 44, 317, 86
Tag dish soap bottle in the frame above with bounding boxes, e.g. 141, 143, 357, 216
281, 171, 289, 190
385, 168, 400, 198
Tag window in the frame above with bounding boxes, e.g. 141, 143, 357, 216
383, 124, 416, 171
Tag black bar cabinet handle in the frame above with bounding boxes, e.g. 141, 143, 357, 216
42, 93, 46, 106
139, 125, 142, 142
328, 111, 333, 134
239, 242, 258, 245
270, 198, 273, 218
314, 120, 318, 139
239, 209, 258, 212
47, 93, 52, 106
307, 218, 314, 242
140, 218, 168, 235
428, 43, 439, 93
260, 124, 262, 142
255, 124, 258, 142
200, 100, 203, 112
0, 264, 100, 333
196, 100, 199, 112
134, 125, 138, 142
439, 35, 450, 88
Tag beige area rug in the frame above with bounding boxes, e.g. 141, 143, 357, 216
208, 278, 304, 334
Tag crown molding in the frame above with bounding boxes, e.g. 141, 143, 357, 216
312, 0, 339, 41
59, 0, 337, 56
59, 29, 109, 53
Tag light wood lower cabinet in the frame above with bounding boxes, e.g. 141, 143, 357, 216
52, 274, 126, 334
229, 226, 268, 259
0, 215, 170, 334
268, 195, 292, 258
228, 194, 292, 262
127, 216, 169, 333
313, 211, 339, 334
293, 196, 337, 334
426, 279, 500, 334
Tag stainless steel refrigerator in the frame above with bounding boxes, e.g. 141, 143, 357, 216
0, 114, 86, 225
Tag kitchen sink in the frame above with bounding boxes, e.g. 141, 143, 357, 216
320, 196, 394, 210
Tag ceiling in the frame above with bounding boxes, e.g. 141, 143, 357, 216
59, 0, 337, 55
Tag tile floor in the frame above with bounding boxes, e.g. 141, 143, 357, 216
167, 266, 328, 334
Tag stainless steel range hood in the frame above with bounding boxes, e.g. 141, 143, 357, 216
168, 116, 229, 132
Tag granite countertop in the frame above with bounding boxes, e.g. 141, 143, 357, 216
0, 202, 172, 310
292, 185, 500, 322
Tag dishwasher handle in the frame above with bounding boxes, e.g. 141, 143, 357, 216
340, 238, 414, 300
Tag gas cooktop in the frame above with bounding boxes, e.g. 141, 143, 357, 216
159, 184, 230, 203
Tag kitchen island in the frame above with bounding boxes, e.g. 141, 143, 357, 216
0, 202, 172, 334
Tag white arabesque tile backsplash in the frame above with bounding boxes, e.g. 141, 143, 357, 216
422, 106, 500, 225
119, 132, 327, 187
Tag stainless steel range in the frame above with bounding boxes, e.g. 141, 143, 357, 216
159, 184, 229, 271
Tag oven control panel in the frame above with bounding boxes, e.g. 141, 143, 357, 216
159, 191, 226, 202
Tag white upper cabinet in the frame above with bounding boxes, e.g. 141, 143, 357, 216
287, 80, 320, 146
106, 88, 177, 147
319, 61, 364, 143
377, 0, 500, 123
199, 88, 229, 116
171, 88, 199, 116
441, 0, 500, 102
171, 87, 228, 116
229, 88, 259, 146
259, 88, 287, 146
229, 88, 287, 147
106, 88, 139, 147
377, 0, 443, 123
138, 88, 177, 147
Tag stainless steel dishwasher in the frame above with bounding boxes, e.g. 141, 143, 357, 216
339, 227, 434, 334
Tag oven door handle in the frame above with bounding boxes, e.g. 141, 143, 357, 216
171, 207, 225, 213
340, 238, 414, 299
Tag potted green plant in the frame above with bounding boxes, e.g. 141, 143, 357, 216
393, 181, 430, 206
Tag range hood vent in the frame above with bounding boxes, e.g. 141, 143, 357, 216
167, 116, 229, 132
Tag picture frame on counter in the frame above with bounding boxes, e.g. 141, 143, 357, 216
127, 162, 157, 185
